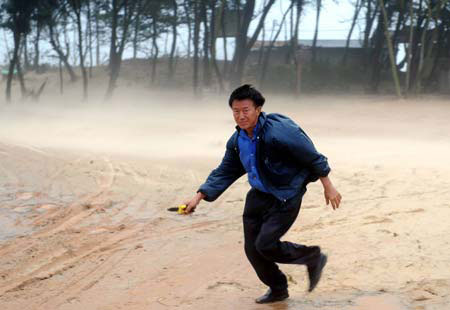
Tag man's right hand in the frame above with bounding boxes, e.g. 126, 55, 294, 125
184, 192, 206, 214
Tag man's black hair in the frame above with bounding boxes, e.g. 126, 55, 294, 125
228, 84, 265, 108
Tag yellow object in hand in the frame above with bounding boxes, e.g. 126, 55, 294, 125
177, 204, 187, 214
166, 205, 188, 214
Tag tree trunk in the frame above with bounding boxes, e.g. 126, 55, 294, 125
209, 0, 225, 91
201, 0, 211, 87
405, 0, 414, 93
105, 0, 120, 99
416, 0, 445, 92
193, 0, 201, 95
363, 0, 380, 48
311, 0, 322, 63
87, 0, 93, 77
33, 21, 41, 72
342, 0, 363, 65
6, 32, 21, 102
293, 0, 304, 95
16, 57, 27, 98
221, 0, 228, 78
379, 0, 402, 97
230, 0, 254, 86
407, 0, 426, 90
415, 9, 431, 93
105, 0, 136, 100
363, 0, 379, 67
168, 0, 178, 82
48, 23, 78, 82
23, 34, 30, 71
95, 0, 101, 66
151, 17, 159, 84
424, 17, 445, 91
74, 3, 88, 101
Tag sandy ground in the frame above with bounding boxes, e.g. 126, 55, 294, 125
0, 90, 449, 310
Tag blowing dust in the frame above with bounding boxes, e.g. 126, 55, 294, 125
0, 87, 449, 309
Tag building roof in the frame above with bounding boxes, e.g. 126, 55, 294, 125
299, 39, 363, 48
251, 39, 363, 50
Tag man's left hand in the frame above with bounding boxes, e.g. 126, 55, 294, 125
324, 185, 342, 210
319, 176, 342, 210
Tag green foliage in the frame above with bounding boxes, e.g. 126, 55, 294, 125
0, 0, 40, 34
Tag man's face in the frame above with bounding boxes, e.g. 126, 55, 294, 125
231, 99, 262, 131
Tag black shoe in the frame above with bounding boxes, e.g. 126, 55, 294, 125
307, 253, 328, 292
255, 288, 289, 304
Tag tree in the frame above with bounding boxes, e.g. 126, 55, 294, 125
230, 0, 277, 86
38, 0, 79, 82
311, 0, 322, 63
1, 0, 38, 102
105, 0, 138, 100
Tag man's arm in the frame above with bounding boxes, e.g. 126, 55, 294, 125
184, 136, 245, 214
276, 119, 342, 209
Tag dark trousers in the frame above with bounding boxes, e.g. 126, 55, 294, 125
243, 187, 321, 291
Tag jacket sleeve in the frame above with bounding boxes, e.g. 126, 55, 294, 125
198, 135, 246, 202
277, 119, 331, 181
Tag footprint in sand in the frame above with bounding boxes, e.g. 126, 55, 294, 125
207, 281, 246, 292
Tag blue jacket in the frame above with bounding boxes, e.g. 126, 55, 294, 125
198, 112, 330, 202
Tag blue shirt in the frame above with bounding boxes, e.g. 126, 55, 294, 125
238, 123, 269, 193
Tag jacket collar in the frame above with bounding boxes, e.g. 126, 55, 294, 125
258, 112, 267, 130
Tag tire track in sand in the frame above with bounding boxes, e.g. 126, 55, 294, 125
0, 156, 118, 296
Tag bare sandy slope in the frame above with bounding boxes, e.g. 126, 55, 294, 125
0, 92, 449, 310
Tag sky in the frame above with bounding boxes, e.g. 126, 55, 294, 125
268, 0, 361, 40
0, 0, 363, 66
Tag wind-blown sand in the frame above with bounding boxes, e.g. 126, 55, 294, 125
0, 92, 449, 310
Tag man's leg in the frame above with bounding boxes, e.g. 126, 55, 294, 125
254, 188, 322, 266
253, 190, 327, 293
243, 189, 288, 292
